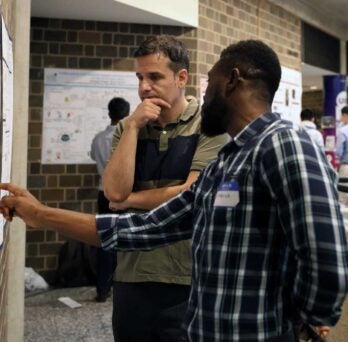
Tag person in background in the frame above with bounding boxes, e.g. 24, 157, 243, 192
336, 106, 348, 173
1, 39, 346, 342
335, 105, 348, 204
300, 108, 325, 151
90, 97, 130, 302
102, 35, 226, 342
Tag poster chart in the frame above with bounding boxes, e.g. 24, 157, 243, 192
199, 77, 208, 105
0, 16, 14, 246
272, 66, 302, 125
200, 66, 302, 126
42, 68, 139, 164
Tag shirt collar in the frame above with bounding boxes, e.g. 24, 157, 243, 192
300, 120, 316, 129
179, 97, 199, 122
219, 112, 281, 155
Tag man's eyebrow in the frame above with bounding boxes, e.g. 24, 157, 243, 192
148, 71, 163, 76
135, 71, 163, 77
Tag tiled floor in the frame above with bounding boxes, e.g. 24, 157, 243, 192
25, 287, 113, 342
25, 287, 347, 341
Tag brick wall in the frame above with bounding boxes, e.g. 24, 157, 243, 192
302, 90, 324, 129
196, 0, 301, 81
302, 90, 324, 115
28, 0, 302, 283
29, 18, 197, 282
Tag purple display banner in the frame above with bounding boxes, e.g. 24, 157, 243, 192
322, 75, 347, 169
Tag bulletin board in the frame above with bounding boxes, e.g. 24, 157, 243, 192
272, 66, 302, 125
41, 68, 139, 164
0, 15, 14, 247
199, 66, 302, 125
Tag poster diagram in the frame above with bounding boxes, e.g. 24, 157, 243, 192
200, 66, 302, 126
272, 66, 302, 125
200, 77, 208, 105
1, 16, 14, 246
42, 68, 139, 164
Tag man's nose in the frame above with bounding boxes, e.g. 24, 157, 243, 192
139, 79, 152, 92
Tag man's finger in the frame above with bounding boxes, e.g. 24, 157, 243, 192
146, 97, 171, 109
109, 202, 119, 211
0, 183, 24, 196
318, 326, 330, 337
0, 195, 17, 208
0, 206, 14, 221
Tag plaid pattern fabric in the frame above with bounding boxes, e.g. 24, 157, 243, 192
97, 112, 348, 341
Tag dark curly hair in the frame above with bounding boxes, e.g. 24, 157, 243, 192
134, 35, 190, 73
341, 105, 348, 115
108, 97, 130, 121
301, 108, 315, 121
217, 40, 281, 103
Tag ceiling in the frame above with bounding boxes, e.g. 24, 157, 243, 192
301, 63, 336, 91
31, 0, 195, 26
299, 0, 348, 30
31, 0, 348, 90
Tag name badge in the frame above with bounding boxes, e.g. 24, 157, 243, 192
214, 180, 240, 207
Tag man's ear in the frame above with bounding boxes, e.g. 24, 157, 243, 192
225, 68, 240, 95
176, 69, 188, 88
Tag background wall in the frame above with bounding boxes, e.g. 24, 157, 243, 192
196, 0, 301, 80
28, 0, 302, 282
302, 90, 324, 126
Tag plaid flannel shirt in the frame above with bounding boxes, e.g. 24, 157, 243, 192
97, 112, 348, 341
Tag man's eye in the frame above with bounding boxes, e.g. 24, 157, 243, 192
150, 75, 161, 81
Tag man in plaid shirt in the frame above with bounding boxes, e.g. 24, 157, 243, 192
1, 40, 347, 341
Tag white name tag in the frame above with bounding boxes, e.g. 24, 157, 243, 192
214, 180, 240, 207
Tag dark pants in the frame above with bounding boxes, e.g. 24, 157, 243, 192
96, 191, 117, 296
112, 281, 190, 342
151, 301, 189, 342
269, 329, 297, 342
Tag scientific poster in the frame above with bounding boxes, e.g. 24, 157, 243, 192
42, 68, 139, 164
1, 16, 14, 246
272, 66, 302, 124
200, 66, 302, 126
200, 77, 208, 105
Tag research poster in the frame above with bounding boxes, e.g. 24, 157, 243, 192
272, 66, 302, 125
200, 77, 208, 105
1, 16, 14, 246
42, 68, 139, 164
200, 66, 302, 125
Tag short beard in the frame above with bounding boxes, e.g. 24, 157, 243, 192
201, 93, 229, 137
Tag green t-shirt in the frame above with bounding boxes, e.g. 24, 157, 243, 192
112, 97, 227, 284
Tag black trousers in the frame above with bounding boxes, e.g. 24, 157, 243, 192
112, 281, 190, 342
96, 191, 117, 296
151, 301, 189, 342
269, 329, 297, 342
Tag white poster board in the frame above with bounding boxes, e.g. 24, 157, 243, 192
272, 66, 302, 125
200, 66, 302, 126
200, 77, 208, 105
41, 68, 139, 164
1, 16, 14, 245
